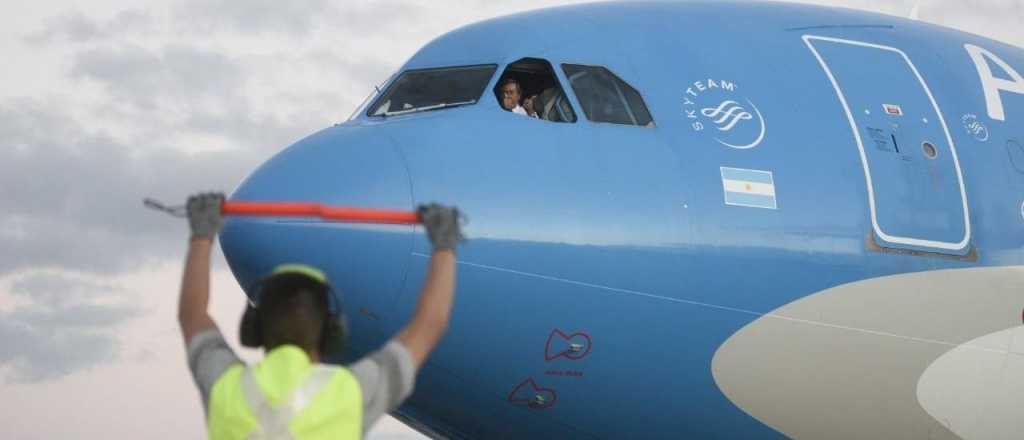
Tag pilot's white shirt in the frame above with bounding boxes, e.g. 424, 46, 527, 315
512, 105, 528, 115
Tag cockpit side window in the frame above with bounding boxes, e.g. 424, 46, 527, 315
367, 64, 497, 117
561, 64, 654, 127
494, 58, 577, 123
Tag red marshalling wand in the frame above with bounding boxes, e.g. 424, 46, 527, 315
222, 201, 420, 224
142, 198, 420, 225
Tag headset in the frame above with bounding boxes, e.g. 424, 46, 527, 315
239, 264, 349, 360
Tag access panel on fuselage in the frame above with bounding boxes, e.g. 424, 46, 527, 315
805, 36, 971, 255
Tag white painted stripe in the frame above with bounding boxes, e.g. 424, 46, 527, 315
723, 179, 776, 197
414, 252, 1015, 353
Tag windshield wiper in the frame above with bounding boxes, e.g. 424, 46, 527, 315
382, 100, 477, 117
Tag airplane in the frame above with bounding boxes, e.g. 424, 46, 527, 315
218, 1, 1024, 438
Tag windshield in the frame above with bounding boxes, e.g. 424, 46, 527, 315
367, 64, 497, 117
563, 64, 654, 127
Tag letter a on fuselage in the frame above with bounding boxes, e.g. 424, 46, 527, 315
965, 44, 1024, 122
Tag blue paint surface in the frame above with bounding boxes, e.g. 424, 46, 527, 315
219, 1, 1024, 438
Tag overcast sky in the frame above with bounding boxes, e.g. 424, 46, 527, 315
0, 1, 1020, 439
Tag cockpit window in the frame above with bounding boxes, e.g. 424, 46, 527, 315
367, 64, 497, 117
494, 58, 576, 123
561, 64, 654, 127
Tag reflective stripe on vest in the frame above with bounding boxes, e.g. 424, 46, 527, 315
207, 346, 363, 440
241, 366, 335, 440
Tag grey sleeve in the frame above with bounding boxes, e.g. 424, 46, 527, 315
349, 340, 417, 433
187, 329, 243, 414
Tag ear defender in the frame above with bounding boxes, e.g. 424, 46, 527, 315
320, 310, 349, 360
239, 302, 263, 348
318, 272, 349, 360
238, 264, 349, 360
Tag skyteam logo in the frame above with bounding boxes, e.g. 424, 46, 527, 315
702, 100, 753, 131
683, 79, 766, 149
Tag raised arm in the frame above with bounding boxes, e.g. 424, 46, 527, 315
397, 204, 463, 369
178, 193, 224, 346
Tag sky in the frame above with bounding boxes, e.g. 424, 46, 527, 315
0, 1, 1021, 439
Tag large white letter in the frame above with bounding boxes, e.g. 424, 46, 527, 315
965, 44, 1024, 121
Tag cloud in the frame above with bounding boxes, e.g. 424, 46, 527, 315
0, 273, 139, 383
171, 0, 428, 37
9, 269, 123, 302
173, 0, 335, 36
70, 44, 247, 111
0, 98, 264, 277
66, 46, 328, 154
24, 9, 154, 44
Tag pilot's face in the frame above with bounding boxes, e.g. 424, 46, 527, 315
501, 83, 521, 110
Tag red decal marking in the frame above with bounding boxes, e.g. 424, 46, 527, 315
507, 377, 557, 409
545, 329, 592, 361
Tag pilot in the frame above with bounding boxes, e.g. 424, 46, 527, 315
523, 94, 539, 118
499, 78, 529, 116
524, 88, 560, 121
179, 192, 464, 439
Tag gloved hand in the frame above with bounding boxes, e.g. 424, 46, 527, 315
187, 192, 225, 240
417, 203, 465, 252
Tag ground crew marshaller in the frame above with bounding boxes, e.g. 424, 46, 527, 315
178, 192, 463, 439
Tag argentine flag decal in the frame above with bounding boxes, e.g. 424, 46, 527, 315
720, 167, 777, 209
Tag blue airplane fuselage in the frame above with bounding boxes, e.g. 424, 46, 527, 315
221, 2, 1024, 438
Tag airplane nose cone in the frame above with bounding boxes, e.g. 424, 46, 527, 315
220, 126, 414, 355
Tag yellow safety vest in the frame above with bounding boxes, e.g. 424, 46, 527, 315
207, 345, 363, 440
